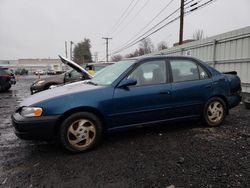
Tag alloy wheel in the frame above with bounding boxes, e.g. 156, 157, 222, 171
67, 119, 96, 149
207, 101, 224, 124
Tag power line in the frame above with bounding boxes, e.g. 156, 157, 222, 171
110, 7, 180, 54
108, 0, 140, 37
110, 0, 196, 54
112, 0, 151, 38
113, 0, 176, 51
111, 0, 218, 55
111, 0, 215, 54
107, 0, 136, 36
116, 0, 197, 50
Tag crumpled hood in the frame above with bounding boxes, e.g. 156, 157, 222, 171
33, 73, 65, 84
21, 81, 101, 106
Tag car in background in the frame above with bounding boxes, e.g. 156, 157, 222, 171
85, 62, 114, 75
47, 70, 57, 75
30, 56, 93, 94
15, 68, 28, 75
34, 70, 46, 75
0, 67, 16, 92
12, 56, 241, 152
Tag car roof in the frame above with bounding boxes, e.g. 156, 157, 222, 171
86, 62, 114, 66
124, 55, 203, 63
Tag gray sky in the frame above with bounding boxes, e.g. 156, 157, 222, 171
0, 0, 249, 60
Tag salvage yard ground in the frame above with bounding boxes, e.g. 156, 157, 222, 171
0, 76, 250, 187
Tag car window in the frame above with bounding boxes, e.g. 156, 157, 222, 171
170, 59, 199, 82
69, 69, 82, 77
198, 65, 209, 79
91, 60, 136, 85
128, 60, 166, 86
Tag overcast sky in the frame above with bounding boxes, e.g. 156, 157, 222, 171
0, 0, 249, 60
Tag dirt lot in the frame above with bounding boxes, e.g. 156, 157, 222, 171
0, 76, 250, 188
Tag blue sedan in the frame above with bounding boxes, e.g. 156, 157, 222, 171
12, 56, 241, 152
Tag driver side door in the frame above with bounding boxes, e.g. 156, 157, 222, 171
111, 58, 173, 128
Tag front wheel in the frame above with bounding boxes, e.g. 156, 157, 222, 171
59, 112, 103, 153
203, 97, 226, 127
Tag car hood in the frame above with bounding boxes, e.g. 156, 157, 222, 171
21, 81, 102, 106
34, 73, 65, 84
59, 55, 93, 79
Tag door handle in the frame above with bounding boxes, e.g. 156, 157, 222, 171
205, 85, 212, 89
159, 90, 171, 95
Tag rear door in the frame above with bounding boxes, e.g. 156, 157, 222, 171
112, 58, 173, 128
169, 58, 213, 118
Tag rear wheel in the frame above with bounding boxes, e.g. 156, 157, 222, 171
59, 112, 103, 153
203, 97, 226, 127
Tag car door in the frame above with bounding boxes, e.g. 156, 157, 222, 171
111, 58, 173, 128
169, 58, 213, 118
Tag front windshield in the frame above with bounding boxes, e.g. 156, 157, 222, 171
91, 60, 135, 85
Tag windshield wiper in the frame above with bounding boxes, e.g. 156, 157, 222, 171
85, 80, 98, 86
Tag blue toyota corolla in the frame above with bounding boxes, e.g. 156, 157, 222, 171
12, 56, 241, 152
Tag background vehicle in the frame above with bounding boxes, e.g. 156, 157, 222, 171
30, 56, 93, 94
34, 70, 46, 75
12, 56, 241, 152
0, 67, 16, 92
85, 62, 114, 75
15, 68, 28, 75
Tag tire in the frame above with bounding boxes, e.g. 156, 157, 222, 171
244, 98, 250, 110
59, 112, 103, 153
1, 82, 11, 92
203, 97, 226, 127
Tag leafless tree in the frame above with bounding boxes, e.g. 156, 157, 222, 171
111, 55, 123, 62
157, 41, 168, 51
193, 29, 204, 40
139, 38, 154, 55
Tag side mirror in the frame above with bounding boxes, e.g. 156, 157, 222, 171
118, 78, 137, 88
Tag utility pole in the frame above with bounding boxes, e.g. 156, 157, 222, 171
179, 0, 184, 45
70, 41, 74, 60
94, 52, 98, 63
65, 41, 68, 58
102, 37, 112, 62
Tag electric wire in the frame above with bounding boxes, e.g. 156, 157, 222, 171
110, 0, 218, 55
113, 0, 176, 51
108, 0, 140, 37
110, 0, 196, 54
112, 0, 151, 38
107, 0, 136, 36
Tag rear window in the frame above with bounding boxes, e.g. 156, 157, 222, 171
170, 59, 199, 82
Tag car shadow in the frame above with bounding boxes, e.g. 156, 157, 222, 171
103, 120, 202, 145
16, 120, 203, 156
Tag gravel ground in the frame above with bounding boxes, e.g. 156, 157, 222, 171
0, 76, 250, 188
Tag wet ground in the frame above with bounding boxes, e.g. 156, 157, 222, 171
0, 76, 250, 188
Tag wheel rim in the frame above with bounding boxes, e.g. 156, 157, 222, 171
67, 119, 96, 149
207, 101, 224, 124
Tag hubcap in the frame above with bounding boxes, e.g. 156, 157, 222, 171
207, 101, 224, 124
67, 119, 96, 148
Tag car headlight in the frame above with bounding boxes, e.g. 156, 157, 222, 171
20, 107, 43, 117
34, 80, 45, 86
